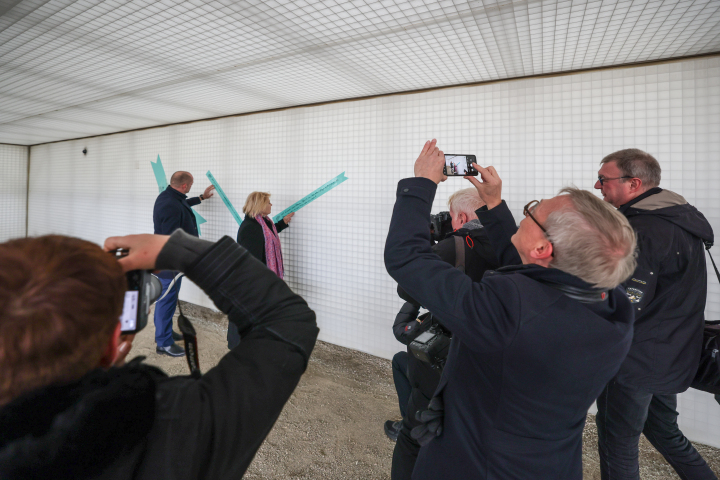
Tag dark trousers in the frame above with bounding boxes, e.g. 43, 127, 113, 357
392, 415, 422, 480
596, 379, 717, 480
392, 352, 411, 419
154, 276, 182, 347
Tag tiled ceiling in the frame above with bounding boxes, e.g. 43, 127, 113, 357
1, 0, 719, 145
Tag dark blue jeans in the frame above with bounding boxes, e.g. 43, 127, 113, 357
154, 276, 182, 347
392, 351, 411, 419
596, 379, 717, 480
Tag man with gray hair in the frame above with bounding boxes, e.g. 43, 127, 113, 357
385, 139, 637, 479
595, 149, 716, 479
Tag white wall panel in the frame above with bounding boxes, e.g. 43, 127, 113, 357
0, 144, 28, 242
28, 56, 720, 446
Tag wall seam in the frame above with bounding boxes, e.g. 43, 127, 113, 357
25, 145, 30, 237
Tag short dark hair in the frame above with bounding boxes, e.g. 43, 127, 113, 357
601, 149, 661, 189
0, 236, 125, 405
170, 171, 193, 187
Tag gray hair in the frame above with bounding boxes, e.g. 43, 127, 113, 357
448, 188, 485, 216
601, 149, 661, 189
545, 187, 637, 289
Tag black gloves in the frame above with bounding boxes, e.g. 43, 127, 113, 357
411, 395, 444, 446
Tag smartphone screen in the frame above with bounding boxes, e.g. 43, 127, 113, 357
120, 290, 139, 331
443, 154, 478, 176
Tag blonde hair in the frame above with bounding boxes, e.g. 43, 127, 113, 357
448, 188, 485, 216
243, 191, 271, 218
546, 187, 637, 289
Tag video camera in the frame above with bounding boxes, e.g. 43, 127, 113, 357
430, 211, 453, 243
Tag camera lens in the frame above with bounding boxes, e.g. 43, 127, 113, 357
146, 274, 163, 304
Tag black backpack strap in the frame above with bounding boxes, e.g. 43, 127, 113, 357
705, 241, 720, 285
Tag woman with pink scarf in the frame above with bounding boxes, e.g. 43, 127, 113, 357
228, 191, 295, 348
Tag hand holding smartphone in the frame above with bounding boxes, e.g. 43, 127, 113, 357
443, 155, 478, 177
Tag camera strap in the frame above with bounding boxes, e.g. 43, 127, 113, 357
176, 302, 202, 378
454, 235, 465, 272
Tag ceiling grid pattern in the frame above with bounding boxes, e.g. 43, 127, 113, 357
0, 0, 718, 145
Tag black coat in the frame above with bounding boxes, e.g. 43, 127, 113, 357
397, 222, 500, 305
153, 186, 201, 237
393, 223, 500, 420
236, 215, 288, 265
615, 187, 714, 393
384, 178, 634, 480
0, 233, 319, 480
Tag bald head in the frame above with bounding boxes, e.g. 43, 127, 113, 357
170, 171, 194, 194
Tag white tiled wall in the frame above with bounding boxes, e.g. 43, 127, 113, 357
27, 56, 720, 447
0, 144, 28, 242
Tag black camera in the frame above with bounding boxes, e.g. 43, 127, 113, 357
430, 211, 453, 243
408, 315, 452, 370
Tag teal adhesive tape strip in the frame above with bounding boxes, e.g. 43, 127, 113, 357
151, 155, 168, 193
273, 172, 348, 223
206, 171, 243, 226
193, 210, 207, 236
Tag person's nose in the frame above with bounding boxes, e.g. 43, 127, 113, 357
594, 179, 602, 189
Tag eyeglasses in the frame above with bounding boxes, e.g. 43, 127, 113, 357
523, 200, 555, 257
597, 176, 632, 186
523, 200, 547, 234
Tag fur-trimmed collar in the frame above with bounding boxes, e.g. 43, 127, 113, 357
0, 359, 165, 480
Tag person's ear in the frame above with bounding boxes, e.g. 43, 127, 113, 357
629, 177, 643, 193
529, 240, 553, 262
99, 322, 122, 368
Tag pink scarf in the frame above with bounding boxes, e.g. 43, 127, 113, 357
256, 215, 284, 279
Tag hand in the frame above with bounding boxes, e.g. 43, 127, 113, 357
112, 334, 136, 366
414, 139, 447, 184
465, 164, 502, 209
283, 212, 295, 224
103, 234, 170, 272
203, 185, 215, 199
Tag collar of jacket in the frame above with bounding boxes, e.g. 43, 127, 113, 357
487, 264, 607, 302
165, 185, 188, 200
618, 187, 663, 214
0, 359, 165, 480
461, 219, 483, 231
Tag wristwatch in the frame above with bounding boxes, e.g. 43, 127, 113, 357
199, 194, 204, 201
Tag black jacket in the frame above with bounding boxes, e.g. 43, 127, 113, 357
0, 231, 319, 480
384, 178, 634, 480
153, 186, 201, 237
396, 221, 500, 305
616, 187, 714, 393
236, 215, 288, 265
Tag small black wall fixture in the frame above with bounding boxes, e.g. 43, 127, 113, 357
82, 148, 87, 155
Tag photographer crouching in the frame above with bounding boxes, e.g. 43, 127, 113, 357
0, 230, 318, 479
387, 188, 500, 480
384, 140, 638, 479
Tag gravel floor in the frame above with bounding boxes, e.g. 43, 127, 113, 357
130, 302, 720, 479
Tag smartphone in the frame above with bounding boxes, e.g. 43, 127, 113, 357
120, 270, 161, 334
113, 249, 162, 334
443, 154, 478, 177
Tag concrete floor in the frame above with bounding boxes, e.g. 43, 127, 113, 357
131, 302, 720, 479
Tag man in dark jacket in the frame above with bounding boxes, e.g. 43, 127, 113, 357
388, 187, 500, 480
0, 230, 318, 480
385, 139, 637, 479
594, 149, 717, 480
152, 170, 215, 357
